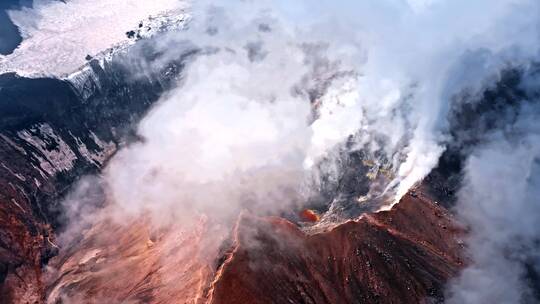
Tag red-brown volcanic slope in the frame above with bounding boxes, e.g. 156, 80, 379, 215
0, 180, 54, 304
40, 189, 463, 304
45, 215, 221, 303
208, 192, 463, 304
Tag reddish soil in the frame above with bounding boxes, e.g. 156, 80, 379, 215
38, 190, 463, 304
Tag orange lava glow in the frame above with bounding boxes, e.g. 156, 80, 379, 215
299, 209, 320, 222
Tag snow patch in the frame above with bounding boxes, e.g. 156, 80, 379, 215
10, 199, 26, 213
18, 124, 78, 176
66, 65, 103, 100
1, 163, 26, 181
90, 132, 117, 164
71, 132, 116, 166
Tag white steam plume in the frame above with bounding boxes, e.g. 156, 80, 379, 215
279, 0, 540, 207
264, 0, 540, 209
47, 1, 540, 302
86, 0, 540, 220
446, 99, 540, 303
8, 0, 539, 215
106, 37, 315, 223
104, 2, 540, 302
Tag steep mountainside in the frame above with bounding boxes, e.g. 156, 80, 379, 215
0, 43, 198, 302
42, 187, 463, 304
6, 26, 529, 304
208, 191, 463, 304
0, 41, 469, 303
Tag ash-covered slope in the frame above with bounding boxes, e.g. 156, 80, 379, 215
209, 191, 462, 304
1, 60, 533, 304
2, 47, 538, 304
0, 41, 197, 302
42, 185, 463, 304
37, 63, 540, 304
45, 216, 217, 303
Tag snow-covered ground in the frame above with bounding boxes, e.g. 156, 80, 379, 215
0, 0, 189, 78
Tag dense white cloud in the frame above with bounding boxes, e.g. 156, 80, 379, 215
42, 1, 540, 302
106, 39, 315, 223
446, 101, 540, 303
109, 2, 540, 302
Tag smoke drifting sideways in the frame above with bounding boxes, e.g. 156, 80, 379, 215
49, 0, 534, 252
106, 39, 316, 224
443, 68, 540, 303
107, 0, 540, 217
56, 0, 540, 302
445, 106, 540, 302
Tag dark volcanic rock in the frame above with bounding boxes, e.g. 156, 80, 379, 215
6, 30, 525, 304
0, 42, 198, 302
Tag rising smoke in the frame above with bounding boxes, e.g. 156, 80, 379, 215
35, 0, 540, 302
445, 68, 540, 303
